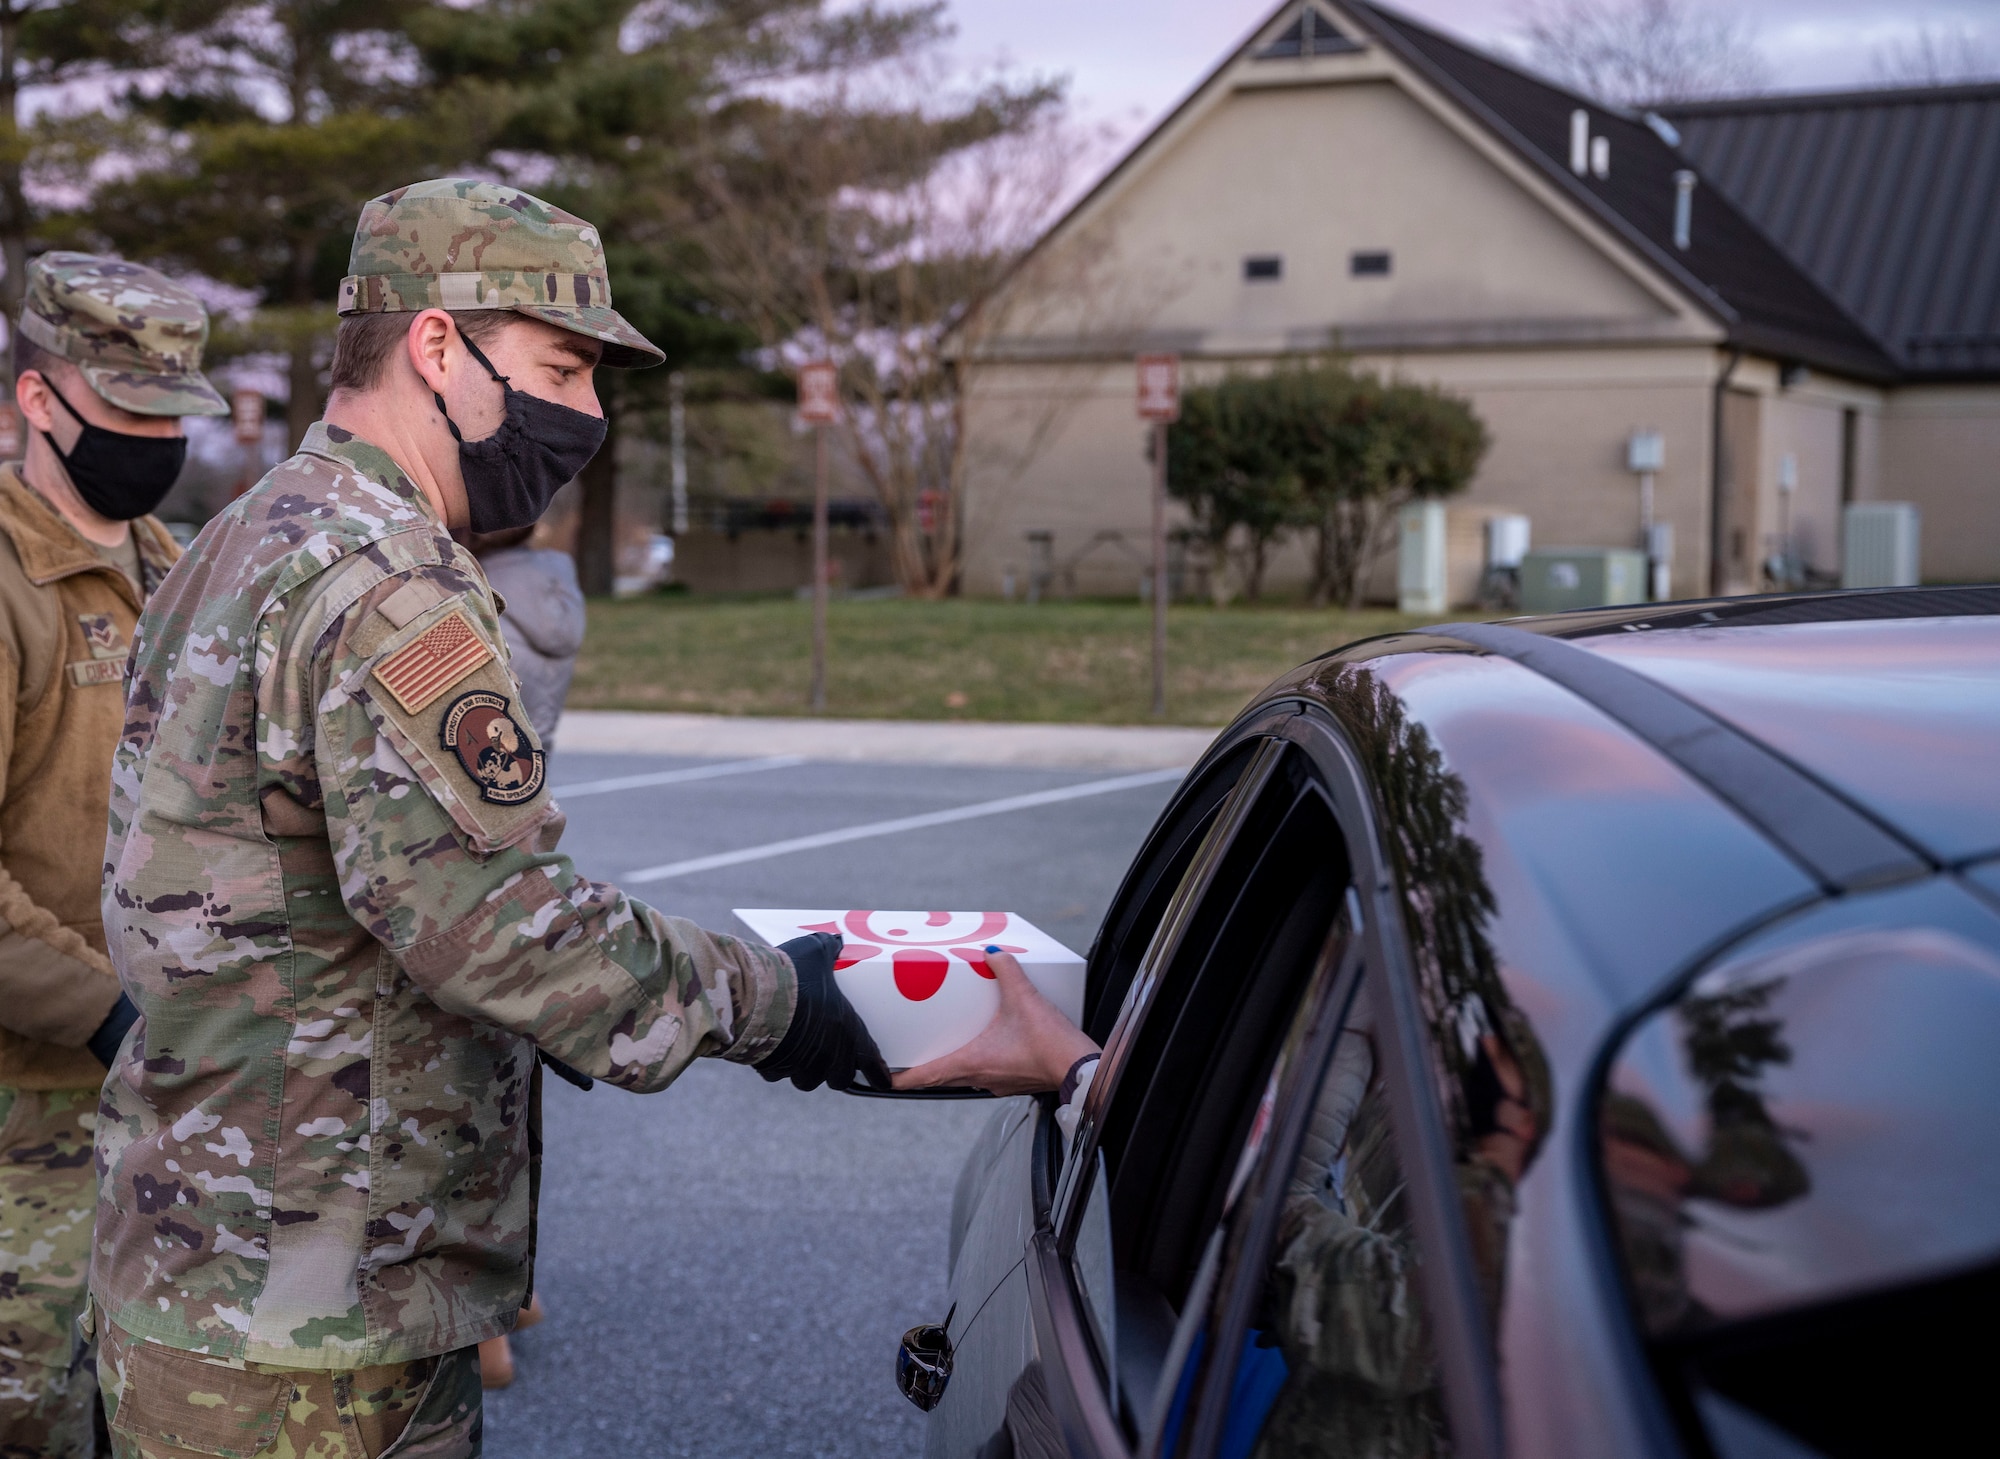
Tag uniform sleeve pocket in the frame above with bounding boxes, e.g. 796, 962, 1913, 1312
112, 1341, 292, 1457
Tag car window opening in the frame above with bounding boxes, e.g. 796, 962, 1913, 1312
1083, 738, 1264, 1040
1068, 752, 1357, 1443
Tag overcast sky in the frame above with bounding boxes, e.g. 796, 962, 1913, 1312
944, 0, 2000, 148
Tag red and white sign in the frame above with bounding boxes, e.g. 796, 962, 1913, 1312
1137, 353, 1180, 423
734, 909, 1084, 1069
916, 488, 946, 534
796, 361, 840, 425
231, 388, 265, 445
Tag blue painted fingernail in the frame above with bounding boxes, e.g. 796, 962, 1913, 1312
985, 945, 1001, 954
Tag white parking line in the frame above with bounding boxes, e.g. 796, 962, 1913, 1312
623, 767, 1188, 884
553, 755, 805, 799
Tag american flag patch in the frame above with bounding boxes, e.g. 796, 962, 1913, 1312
371, 609, 493, 715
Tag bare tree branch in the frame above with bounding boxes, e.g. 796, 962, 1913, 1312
1515, 0, 1769, 107
690, 68, 1154, 597
1873, 25, 1997, 87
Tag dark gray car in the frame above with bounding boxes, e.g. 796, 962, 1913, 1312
895, 586, 2000, 1459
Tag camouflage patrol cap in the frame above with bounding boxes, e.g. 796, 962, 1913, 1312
19, 252, 230, 417
338, 178, 665, 369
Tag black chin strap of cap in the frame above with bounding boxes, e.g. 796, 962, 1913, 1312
432, 329, 511, 445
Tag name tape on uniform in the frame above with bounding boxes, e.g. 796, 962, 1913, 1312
371, 609, 493, 715
68, 658, 125, 687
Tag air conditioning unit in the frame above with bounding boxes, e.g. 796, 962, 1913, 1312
1398, 501, 1447, 615
1842, 502, 1921, 588
1519, 547, 1648, 612
1485, 514, 1531, 570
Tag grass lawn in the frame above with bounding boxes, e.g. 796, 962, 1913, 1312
568, 595, 1427, 726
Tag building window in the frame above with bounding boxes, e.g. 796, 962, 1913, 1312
1256, 7, 1363, 59
1244, 255, 1283, 281
1351, 250, 1392, 276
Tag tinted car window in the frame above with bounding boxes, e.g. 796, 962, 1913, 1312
1166, 663, 1556, 1459
1600, 916, 2000, 1458
1305, 661, 1556, 1330
1202, 983, 1456, 1459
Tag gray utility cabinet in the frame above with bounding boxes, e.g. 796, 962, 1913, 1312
1519, 547, 1648, 612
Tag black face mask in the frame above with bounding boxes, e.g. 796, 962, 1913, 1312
38, 377, 188, 522
434, 330, 606, 534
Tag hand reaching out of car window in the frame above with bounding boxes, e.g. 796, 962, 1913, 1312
893, 950, 1099, 1095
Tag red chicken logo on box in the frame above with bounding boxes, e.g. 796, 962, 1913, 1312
734, 909, 1084, 1069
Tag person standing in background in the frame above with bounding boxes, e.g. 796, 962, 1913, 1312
468, 525, 586, 750
463, 524, 585, 1389
0, 254, 228, 1456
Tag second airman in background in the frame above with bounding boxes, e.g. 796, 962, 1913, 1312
0, 254, 226, 1456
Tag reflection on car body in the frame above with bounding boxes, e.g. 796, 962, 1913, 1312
905, 586, 2000, 1459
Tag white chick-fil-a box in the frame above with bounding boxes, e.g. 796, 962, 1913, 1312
733, 910, 1085, 1071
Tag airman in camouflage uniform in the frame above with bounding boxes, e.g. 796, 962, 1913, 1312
0, 254, 226, 1457
91, 181, 882, 1458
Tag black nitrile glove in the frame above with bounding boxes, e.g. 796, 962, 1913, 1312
756, 932, 891, 1093
88, 994, 140, 1068
539, 1050, 595, 1091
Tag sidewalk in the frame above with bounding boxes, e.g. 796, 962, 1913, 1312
555, 710, 1219, 771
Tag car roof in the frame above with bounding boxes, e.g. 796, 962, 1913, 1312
1579, 615, 1999, 864
1317, 585, 2000, 869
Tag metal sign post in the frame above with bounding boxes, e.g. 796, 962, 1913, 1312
796, 361, 841, 713
231, 388, 266, 498
668, 370, 689, 537
1137, 354, 1180, 718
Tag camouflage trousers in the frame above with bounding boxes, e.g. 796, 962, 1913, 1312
0, 1085, 102, 1459
99, 1323, 481, 1459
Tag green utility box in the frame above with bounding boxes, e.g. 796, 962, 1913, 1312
1519, 547, 1648, 612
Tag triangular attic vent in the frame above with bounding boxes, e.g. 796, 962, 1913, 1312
1257, 6, 1363, 59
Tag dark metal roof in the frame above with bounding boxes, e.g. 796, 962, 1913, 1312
1346, 1, 1899, 380
1659, 85, 2000, 380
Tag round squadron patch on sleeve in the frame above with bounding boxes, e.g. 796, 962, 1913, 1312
440, 691, 547, 805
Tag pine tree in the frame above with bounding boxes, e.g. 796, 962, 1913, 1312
0, 2, 221, 333
78, 2, 465, 446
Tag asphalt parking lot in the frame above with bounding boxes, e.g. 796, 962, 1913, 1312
482, 748, 1182, 1458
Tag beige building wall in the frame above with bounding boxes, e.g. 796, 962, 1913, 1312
1383, 346, 1716, 600
1756, 371, 1884, 583
1878, 385, 2000, 582
1025, 79, 1681, 354
961, 345, 1723, 602
961, 361, 1157, 599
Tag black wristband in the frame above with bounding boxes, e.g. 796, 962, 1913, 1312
88, 994, 140, 1068
1058, 1053, 1100, 1107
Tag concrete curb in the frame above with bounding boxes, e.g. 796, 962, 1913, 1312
556, 710, 1220, 770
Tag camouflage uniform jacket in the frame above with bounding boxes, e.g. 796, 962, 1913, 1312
93, 422, 796, 1367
